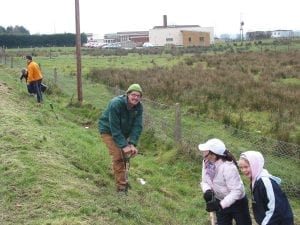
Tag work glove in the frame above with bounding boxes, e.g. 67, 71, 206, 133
203, 190, 214, 202
206, 199, 221, 212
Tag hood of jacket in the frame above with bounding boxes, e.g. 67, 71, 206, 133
240, 151, 281, 188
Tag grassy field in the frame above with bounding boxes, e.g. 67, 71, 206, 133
0, 68, 299, 225
0, 66, 213, 225
0, 43, 299, 224
3, 41, 300, 144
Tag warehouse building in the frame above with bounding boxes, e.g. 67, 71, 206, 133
149, 15, 214, 47
101, 15, 214, 48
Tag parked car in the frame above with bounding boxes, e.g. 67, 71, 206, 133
143, 42, 154, 48
102, 42, 121, 49
82, 41, 106, 48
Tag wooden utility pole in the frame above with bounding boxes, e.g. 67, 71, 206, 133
174, 103, 182, 144
75, 0, 83, 103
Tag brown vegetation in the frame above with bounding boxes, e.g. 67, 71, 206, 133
89, 51, 300, 144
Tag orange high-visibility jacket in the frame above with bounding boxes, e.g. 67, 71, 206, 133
27, 61, 43, 83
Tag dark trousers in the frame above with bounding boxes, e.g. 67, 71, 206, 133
27, 82, 47, 94
216, 196, 252, 225
27, 83, 35, 94
31, 79, 43, 103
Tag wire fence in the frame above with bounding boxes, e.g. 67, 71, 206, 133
1, 55, 299, 198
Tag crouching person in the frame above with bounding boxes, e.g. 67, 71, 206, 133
239, 151, 294, 225
25, 55, 43, 106
98, 84, 143, 194
20, 68, 34, 95
21, 68, 47, 95
198, 138, 252, 225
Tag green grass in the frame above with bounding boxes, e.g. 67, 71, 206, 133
6, 51, 182, 77
0, 67, 212, 225
1, 54, 299, 225
280, 77, 300, 86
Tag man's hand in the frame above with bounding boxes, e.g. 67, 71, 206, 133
122, 145, 138, 157
129, 145, 138, 157
122, 145, 132, 155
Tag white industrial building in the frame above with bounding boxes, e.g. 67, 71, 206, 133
149, 15, 214, 47
149, 25, 214, 47
91, 15, 214, 48
271, 30, 293, 38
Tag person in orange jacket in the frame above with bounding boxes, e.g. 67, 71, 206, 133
20, 68, 47, 95
26, 55, 43, 106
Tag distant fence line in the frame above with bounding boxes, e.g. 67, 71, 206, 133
1, 55, 299, 198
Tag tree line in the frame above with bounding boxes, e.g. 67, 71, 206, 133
0, 33, 87, 48
0, 25, 30, 35
0, 25, 87, 48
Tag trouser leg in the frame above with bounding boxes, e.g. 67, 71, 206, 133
232, 196, 252, 225
32, 79, 43, 103
101, 134, 126, 191
27, 83, 35, 94
216, 196, 252, 225
216, 210, 233, 225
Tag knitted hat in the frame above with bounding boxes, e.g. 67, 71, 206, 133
126, 84, 142, 95
198, 138, 226, 156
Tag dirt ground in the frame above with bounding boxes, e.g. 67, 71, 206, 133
0, 82, 9, 105
0, 81, 17, 112
0, 82, 8, 92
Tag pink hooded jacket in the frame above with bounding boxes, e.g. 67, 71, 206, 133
201, 159, 246, 209
239, 151, 293, 225
240, 151, 281, 188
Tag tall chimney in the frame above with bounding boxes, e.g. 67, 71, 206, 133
163, 15, 167, 27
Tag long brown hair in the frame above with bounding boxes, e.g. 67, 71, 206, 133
215, 149, 238, 168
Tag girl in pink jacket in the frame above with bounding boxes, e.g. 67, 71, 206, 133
199, 138, 252, 225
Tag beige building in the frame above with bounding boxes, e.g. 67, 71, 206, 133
148, 15, 213, 47
182, 30, 211, 47
149, 25, 214, 47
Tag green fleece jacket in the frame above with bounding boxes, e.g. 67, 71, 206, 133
98, 95, 143, 148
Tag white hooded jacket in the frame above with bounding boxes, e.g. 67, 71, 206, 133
201, 159, 246, 209
240, 151, 293, 225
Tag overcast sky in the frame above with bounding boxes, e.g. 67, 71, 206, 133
1, 0, 299, 37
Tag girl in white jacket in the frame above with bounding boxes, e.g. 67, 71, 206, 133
199, 138, 252, 225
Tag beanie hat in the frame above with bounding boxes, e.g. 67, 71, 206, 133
26, 55, 32, 60
126, 83, 142, 95
198, 138, 226, 156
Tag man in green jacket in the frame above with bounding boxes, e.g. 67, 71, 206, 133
98, 84, 143, 193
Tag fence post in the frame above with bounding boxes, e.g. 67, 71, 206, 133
174, 103, 182, 144
10, 57, 13, 68
54, 68, 57, 84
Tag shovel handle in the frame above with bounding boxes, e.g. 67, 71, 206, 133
210, 212, 216, 225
